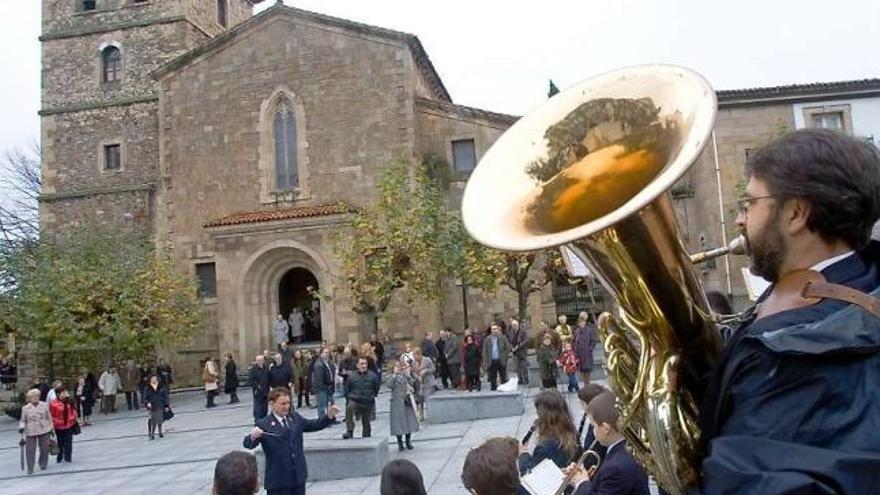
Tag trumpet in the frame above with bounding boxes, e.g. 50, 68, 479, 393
689, 235, 748, 264
554, 440, 604, 495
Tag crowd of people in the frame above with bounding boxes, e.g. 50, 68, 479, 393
217, 385, 649, 495
14, 357, 178, 474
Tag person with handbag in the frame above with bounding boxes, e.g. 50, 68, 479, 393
19, 388, 53, 474
388, 360, 419, 451
143, 374, 170, 440
49, 385, 78, 463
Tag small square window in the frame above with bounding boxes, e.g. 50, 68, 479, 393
104, 144, 121, 171
196, 262, 217, 298
452, 139, 477, 173
83, 1, 97, 11
811, 112, 844, 131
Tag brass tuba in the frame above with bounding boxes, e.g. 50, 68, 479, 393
461, 65, 723, 494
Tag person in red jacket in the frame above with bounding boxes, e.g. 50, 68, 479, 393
49, 385, 78, 463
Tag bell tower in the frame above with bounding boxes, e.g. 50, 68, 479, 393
39, 0, 258, 235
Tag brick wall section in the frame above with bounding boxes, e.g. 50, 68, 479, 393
671, 103, 794, 305
185, 0, 254, 37
41, 102, 159, 193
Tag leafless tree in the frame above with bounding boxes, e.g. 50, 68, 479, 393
0, 142, 41, 244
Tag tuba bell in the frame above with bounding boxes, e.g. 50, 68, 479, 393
461, 65, 723, 494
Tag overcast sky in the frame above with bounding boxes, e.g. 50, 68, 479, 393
2, 0, 879, 158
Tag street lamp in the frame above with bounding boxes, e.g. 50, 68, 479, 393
454, 279, 469, 329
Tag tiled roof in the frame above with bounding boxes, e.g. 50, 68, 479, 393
416, 97, 519, 126
717, 78, 880, 104
204, 203, 358, 228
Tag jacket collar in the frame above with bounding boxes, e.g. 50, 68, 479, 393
744, 241, 880, 355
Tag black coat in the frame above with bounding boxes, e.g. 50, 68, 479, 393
698, 243, 880, 495
420, 338, 439, 361
268, 362, 291, 389
345, 370, 380, 405
574, 441, 649, 495
143, 385, 169, 410
243, 411, 333, 490
224, 360, 238, 393
311, 359, 335, 393
518, 438, 571, 474
463, 344, 481, 375
248, 364, 270, 398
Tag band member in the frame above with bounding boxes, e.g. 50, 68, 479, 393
699, 129, 880, 493
565, 391, 649, 495
243, 387, 339, 495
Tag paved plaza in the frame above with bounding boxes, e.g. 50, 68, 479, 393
0, 377, 659, 495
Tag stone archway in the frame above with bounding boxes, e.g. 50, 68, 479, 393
278, 267, 322, 342
236, 241, 336, 359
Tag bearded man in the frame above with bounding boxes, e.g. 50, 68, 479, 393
698, 129, 880, 494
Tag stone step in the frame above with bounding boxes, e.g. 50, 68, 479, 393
254, 434, 389, 481
426, 390, 525, 424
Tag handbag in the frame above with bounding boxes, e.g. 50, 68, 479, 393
48, 435, 60, 456
72, 423, 82, 436
162, 406, 175, 421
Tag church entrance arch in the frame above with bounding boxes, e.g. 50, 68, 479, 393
278, 267, 322, 342
237, 241, 336, 359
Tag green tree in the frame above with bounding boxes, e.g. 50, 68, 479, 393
334, 157, 505, 337
1, 229, 203, 379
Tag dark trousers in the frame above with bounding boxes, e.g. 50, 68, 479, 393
345, 401, 373, 436
253, 393, 268, 423
542, 378, 557, 389
101, 394, 116, 413
296, 378, 310, 408
447, 363, 461, 388
267, 485, 305, 495
438, 361, 449, 388
487, 359, 507, 390
206, 389, 217, 407
55, 427, 73, 462
466, 373, 481, 391
125, 390, 139, 410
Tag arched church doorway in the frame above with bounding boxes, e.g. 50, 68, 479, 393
278, 267, 322, 342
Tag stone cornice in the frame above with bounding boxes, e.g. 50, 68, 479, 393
40, 95, 158, 116
40, 16, 188, 41
40, 183, 154, 202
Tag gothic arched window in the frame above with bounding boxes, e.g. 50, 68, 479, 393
274, 98, 299, 190
102, 46, 121, 83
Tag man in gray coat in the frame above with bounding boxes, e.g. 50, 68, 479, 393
574, 313, 600, 385
508, 318, 529, 386
444, 329, 462, 389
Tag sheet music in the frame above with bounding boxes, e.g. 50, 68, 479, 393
520, 459, 565, 495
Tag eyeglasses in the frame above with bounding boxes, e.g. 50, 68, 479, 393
737, 195, 775, 215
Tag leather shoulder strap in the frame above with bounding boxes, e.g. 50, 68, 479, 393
803, 281, 880, 318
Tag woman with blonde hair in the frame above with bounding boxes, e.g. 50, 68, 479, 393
203, 356, 219, 408
518, 390, 578, 474
411, 347, 435, 421
19, 388, 53, 474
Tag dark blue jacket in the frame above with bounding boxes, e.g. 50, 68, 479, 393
142, 385, 168, 410
519, 437, 572, 474
311, 359, 335, 393
698, 243, 880, 495
574, 441, 650, 495
242, 411, 333, 489
248, 364, 270, 398
577, 413, 607, 471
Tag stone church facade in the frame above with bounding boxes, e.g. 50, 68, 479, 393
39, 1, 880, 382
39, 0, 537, 381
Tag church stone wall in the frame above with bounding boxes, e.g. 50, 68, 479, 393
158, 16, 419, 262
